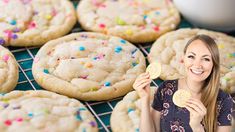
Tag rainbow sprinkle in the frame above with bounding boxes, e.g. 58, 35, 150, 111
45, 14, 52, 20
3, 0, 9, 3
15, 118, 23, 122
12, 105, 21, 110
84, 62, 93, 68
28, 21, 36, 29
89, 121, 97, 127
28, 112, 34, 117
2, 103, 9, 108
120, 39, 126, 44
99, 23, 106, 28
227, 53, 234, 58
2, 55, 10, 62
12, 28, 20, 33
116, 17, 126, 25
4, 120, 12, 126
132, 62, 138, 67
9, 20, 17, 25
76, 115, 82, 121
21, 0, 32, 4
153, 26, 159, 32
43, 69, 49, 74
0, 38, 5, 45
79, 46, 85, 51
79, 107, 87, 111
115, 46, 122, 53
80, 75, 88, 79
128, 108, 134, 113
34, 58, 40, 63
104, 82, 111, 86
11, 34, 18, 39
125, 29, 133, 35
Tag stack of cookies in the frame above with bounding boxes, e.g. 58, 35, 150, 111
0, 0, 234, 131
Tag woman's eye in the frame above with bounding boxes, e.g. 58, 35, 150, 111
203, 58, 210, 61
187, 55, 194, 59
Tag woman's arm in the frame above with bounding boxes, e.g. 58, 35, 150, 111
151, 107, 161, 132
139, 97, 161, 132
133, 72, 162, 131
217, 126, 232, 132
139, 97, 155, 132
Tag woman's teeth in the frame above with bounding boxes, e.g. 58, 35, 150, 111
190, 69, 203, 75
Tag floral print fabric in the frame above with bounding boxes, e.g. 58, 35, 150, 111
151, 80, 233, 132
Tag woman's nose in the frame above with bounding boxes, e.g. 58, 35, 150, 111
193, 59, 203, 68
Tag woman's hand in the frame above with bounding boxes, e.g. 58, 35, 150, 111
133, 72, 151, 100
185, 98, 206, 132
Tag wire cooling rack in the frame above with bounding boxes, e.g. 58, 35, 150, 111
4, 0, 235, 132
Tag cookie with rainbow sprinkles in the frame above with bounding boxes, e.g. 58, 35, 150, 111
0, 0, 76, 46
0, 45, 18, 93
32, 32, 146, 101
77, 0, 180, 43
0, 90, 98, 132
111, 87, 157, 132
149, 28, 235, 93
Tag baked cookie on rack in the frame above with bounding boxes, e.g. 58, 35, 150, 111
0, 90, 98, 132
148, 28, 235, 93
0, 0, 76, 46
77, 0, 180, 43
32, 32, 146, 101
110, 87, 156, 132
0, 45, 18, 93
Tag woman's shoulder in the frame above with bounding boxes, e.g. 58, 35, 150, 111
157, 79, 178, 90
217, 89, 233, 102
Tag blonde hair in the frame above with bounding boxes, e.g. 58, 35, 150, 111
184, 34, 220, 132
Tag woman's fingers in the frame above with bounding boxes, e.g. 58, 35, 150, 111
186, 99, 206, 115
136, 72, 150, 81
133, 72, 151, 98
185, 99, 206, 116
135, 78, 151, 87
133, 73, 150, 88
134, 80, 151, 91
185, 102, 203, 115
185, 105, 195, 114
137, 81, 151, 90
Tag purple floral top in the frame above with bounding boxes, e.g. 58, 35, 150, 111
151, 80, 233, 132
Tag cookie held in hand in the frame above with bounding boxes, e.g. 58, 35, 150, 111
146, 61, 161, 79
173, 89, 191, 107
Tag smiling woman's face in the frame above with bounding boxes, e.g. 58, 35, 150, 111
184, 40, 213, 82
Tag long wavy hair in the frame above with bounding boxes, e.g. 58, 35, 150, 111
184, 34, 220, 132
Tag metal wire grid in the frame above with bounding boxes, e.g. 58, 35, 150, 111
4, 1, 191, 131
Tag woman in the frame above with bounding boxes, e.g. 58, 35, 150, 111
133, 35, 233, 132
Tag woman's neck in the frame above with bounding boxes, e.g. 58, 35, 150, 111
185, 78, 204, 95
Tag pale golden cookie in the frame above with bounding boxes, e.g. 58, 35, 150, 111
0, 90, 98, 132
32, 32, 146, 101
111, 87, 157, 132
0, 45, 18, 93
146, 61, 161, 79
149, 28, 235, 93
172, 89, 191, 107
77, 0, 180, 43
0, 0, 76, 46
